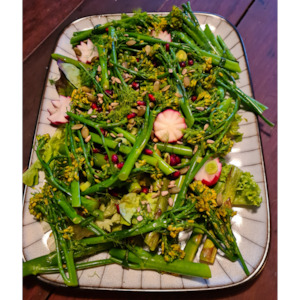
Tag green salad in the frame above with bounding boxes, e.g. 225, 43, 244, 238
23, 2, 272, 287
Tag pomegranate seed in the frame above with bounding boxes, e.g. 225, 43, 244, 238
105, 27, 109, 32
93, 148, 100, 153
165, 43, 170, 51
170, 154, 181, 166
144, 149, 153, 155
100, 128, 106, 135
136, 58, 140, 62
109, 190, 118, 197
91, 103, 98, 110
117, 162, 124, 169
152, 61, 158, 67
137, 100, 146, 106
104, 154, 109, 161
97, 106, 102, 112
141, 186, 149, 194
127, 113, 136, 120
191, 95, 197, 102
105, 89, 113, 96
175, 155, 181, 165
115, 204, 120, 214
111, 154, 119, 164
179, 61, 186, 68
170, 171, 181, 179
148, 94, 156, 102
188, 59, 194, 66
132, 82, 139, 90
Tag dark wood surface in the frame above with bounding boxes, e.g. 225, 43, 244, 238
23, 0, 277, 299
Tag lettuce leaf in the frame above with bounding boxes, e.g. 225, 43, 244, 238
213, 163, 262, 207
22, 128, 66, 187
234, 171, 262, 207
22, 160, 42, 187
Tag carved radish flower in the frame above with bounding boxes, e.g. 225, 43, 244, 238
151, 30, 172, 42
75, 39, 98, 64
47, 95, 71, 125
153, 109, 187, 143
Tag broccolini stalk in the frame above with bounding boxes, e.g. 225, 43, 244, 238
144, 178, 170, 251
108, 26, 127, 87
217, 35, 237, 62
203, 25, 224, 56
156, 142, 193, 157
109, 246, 211, 278
174, 150, 211, 208
51, 53, 91, 69
158, 45, 194, 127
96, 39, 110, 90
118, 106, 154, 181
76, 130, 94, 183
53, 192, 106, 236
89, 132, 166, 174
23, 243, 113, 276
66, 122, 81, 207
113, 127, 176, 175
183, 228, 203, 262
35, 135, 71, 196
173, 31, 241, 73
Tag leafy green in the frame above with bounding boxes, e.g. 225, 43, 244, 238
214, 164, 262, 207
22, 160, 42, 187
22, 128, 66, 187
234, 171, 262, 207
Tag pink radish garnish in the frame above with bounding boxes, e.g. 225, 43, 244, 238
153, 109, 187, 143
47, 95, 71, 125
75, 39, 98, 64
194, 158, 222, 186
151, 30, 172, 42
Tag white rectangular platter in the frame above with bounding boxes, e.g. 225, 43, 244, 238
23, 12, 270, 291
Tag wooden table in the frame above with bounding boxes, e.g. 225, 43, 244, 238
23, 0, 277, 299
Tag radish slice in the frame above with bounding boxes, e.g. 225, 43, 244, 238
194, 158, 222, 186
75, 39, 98, 64
153, 109, 187, 143
47, 95, 71, 125
151, 30, 172, 42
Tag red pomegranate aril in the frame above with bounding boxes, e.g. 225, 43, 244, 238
105, 89, 113, 96
141, 186, 149, 194
117, 162, 124, 169
137, 100, 146, 106
91, 103, 98, 110
179, 61, 186, 68
115, 204, 120, 213
165, 43, 170, 51
191, 95, 197, 102
93, 148, 101, 153
105, 27, 109, 32
170, 154, 181, 166
170, 171, 181, 179
109, 190, 118, 197
100, 128, 105, 135
175, 155, 181, 164
97, 106, 102, 112
132, 82, 139, 90
148, 94, 156, 102
144, 149, 153, 155
136, 58, 140, 62
127, 113, 137, 120
104, 154, 109, 161
188, 59, 194, 66
112, 154, 119, 163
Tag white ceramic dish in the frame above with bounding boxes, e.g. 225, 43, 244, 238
23, 12, 270, 291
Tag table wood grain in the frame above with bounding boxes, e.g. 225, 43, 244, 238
23, 0, 277, 299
